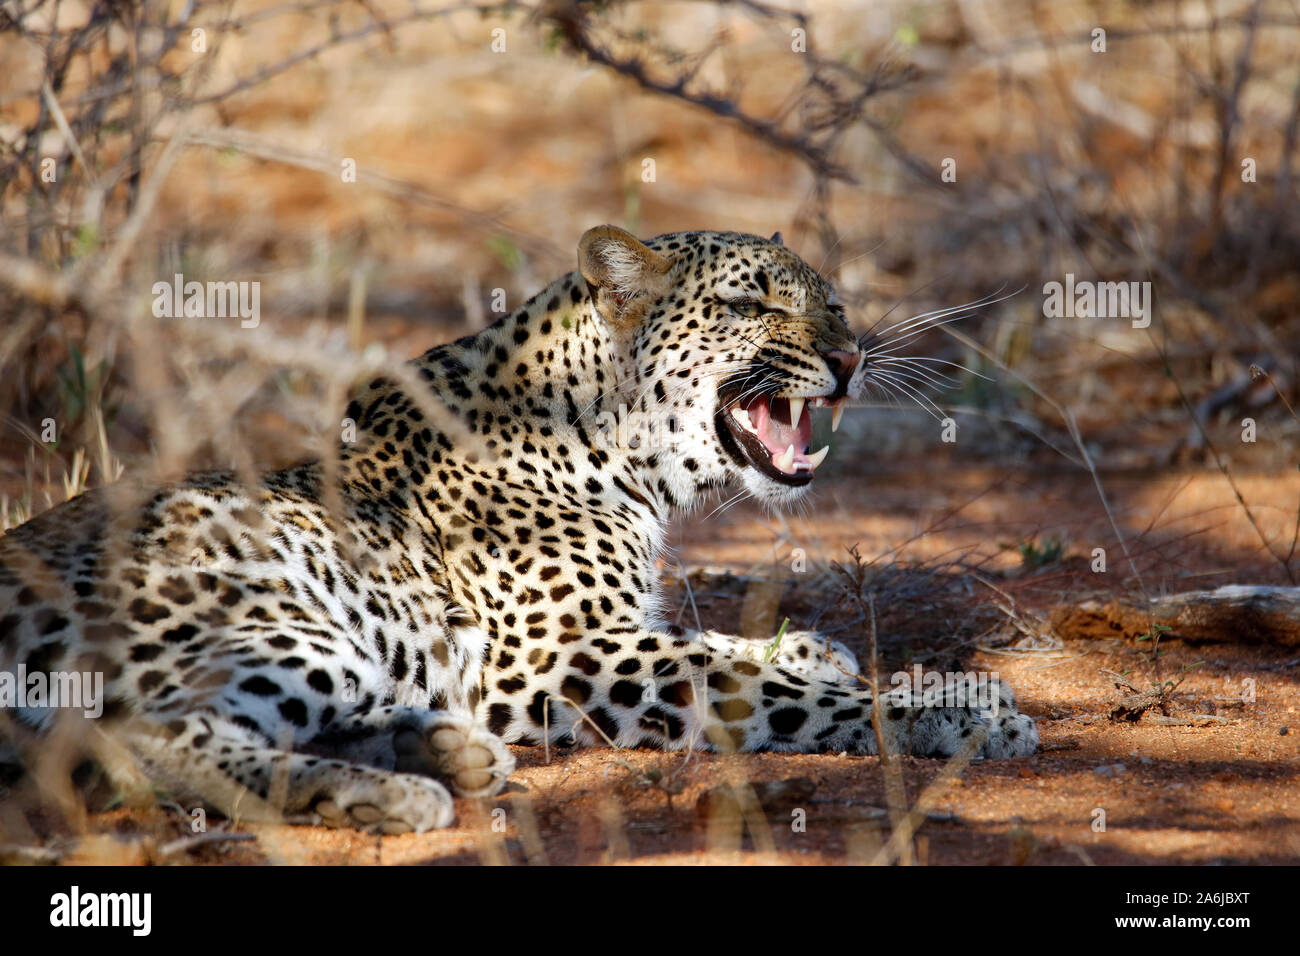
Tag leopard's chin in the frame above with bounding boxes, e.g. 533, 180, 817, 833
737, 467, 816, 509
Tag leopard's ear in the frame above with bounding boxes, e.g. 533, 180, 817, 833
769, 231, 784, 246
578, 225, 675, 327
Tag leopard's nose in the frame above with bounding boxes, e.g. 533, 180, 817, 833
821, 349, 861, 400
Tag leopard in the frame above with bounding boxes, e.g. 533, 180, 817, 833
0, 226, 1037, 834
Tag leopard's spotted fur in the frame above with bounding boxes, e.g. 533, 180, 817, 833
0, 227, 1036, 833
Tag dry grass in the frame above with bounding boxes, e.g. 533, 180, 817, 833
1, 0, 1299, 864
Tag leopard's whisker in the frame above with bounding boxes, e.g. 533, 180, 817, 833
861, 370, 947, 421
873, 364, 958, 397
869, 358, 962, 389
702, 488, 749, 522
859, 286, 1022, 355
864, 285, 1016, 341
860, 311, 984, 358
873, 355, 991, 383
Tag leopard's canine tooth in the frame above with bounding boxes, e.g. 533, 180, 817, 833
788, 397, 805, 430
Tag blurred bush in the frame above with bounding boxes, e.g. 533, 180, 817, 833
2, 0, 1298, 508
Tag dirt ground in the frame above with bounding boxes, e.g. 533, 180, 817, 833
24, 459, 1296, 867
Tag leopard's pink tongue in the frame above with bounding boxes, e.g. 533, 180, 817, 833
746, 397, 811, 457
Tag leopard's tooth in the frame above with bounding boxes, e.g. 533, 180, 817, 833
805, 445, 830, 469
831, 401, 845, 433
731, 406, 755, 433
776, 444, 795, 472
788, 397, 805, 429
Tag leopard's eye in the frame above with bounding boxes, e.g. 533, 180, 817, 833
729, 300, 762, 318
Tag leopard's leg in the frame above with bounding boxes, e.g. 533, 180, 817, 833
486, 632, 1037, 758
304, 706, 514, 798
693, 629, 860, 685
121, 714, 455, 833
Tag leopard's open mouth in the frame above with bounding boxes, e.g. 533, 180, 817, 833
716, 391, 846, 486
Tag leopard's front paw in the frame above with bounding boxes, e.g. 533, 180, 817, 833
313, 772, 455, 834
977, 680, 1039, 758
393, 713, 515, 797
892, 678, 1038, 758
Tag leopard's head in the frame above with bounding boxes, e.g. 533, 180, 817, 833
578, 226, 859, 509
